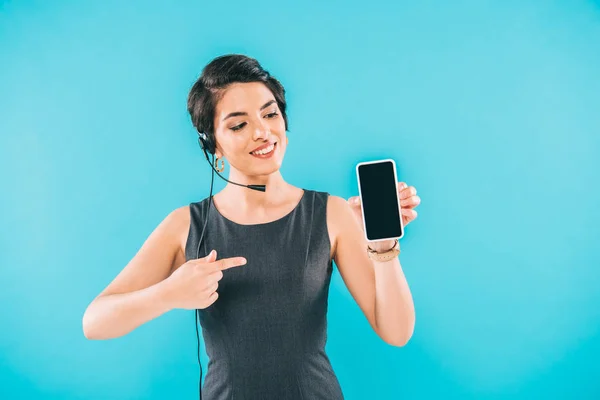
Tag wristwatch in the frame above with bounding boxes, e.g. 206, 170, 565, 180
367, 239, 400, 262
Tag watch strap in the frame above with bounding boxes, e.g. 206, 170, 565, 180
367, 239, 400, 262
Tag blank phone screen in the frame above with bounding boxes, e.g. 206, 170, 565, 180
357, 161, 403, 241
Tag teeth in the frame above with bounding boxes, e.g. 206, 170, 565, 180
252, 143, 275, 155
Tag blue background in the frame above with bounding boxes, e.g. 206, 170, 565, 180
2, 0, 599, 398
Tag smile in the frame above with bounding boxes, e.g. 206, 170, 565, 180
250, 143, 277, 158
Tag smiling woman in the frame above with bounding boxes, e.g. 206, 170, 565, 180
82, 53, 417, 400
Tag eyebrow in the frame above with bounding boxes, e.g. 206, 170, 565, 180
222, 100, 277, 121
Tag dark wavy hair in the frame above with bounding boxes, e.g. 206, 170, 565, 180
187, 54, 288, 154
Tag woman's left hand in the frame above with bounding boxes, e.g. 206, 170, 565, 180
347, 182, 420, 252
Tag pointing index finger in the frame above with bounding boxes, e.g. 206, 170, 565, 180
212, 257, 247, 271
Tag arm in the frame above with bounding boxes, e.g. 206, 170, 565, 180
82, 280, 174, 340
82, 206, 189, 340
327, 195, 415, 347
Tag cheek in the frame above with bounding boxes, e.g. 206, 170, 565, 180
232, 139, 249, 157
270, 116, 286, 132
215, 133, 243, 158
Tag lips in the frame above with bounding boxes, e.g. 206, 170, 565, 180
250, 141, 277, 154
250, 142, 277, 158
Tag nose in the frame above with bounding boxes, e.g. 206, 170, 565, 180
253, 120, 271, 141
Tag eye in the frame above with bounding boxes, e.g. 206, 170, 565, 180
265, 111, 279, 119
230, 122, 246, 132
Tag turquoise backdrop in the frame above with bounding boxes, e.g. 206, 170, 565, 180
1, 0, 599, 399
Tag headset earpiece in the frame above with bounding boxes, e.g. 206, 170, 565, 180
198, 132, 215, 155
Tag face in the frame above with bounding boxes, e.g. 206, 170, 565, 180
213, 82, 287, 177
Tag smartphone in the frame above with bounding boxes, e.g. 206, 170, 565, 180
356, 159, 404, 242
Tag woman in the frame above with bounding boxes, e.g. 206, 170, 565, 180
82, 54, 420, 399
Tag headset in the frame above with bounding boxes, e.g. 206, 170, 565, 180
194, 130, 266, 399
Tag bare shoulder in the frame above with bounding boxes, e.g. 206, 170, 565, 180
167, 205, 190, 233
326, 194, 352, 260
326, 194, 350, 216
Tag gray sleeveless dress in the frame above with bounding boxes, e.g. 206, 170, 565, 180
185, 189, 345, 400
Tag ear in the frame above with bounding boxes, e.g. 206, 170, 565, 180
213, 138, 223, 159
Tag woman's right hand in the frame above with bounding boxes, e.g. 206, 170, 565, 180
161, 250, 247, 310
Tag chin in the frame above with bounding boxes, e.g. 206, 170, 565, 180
249, 160, 283, 176
257, 163, 282, 175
